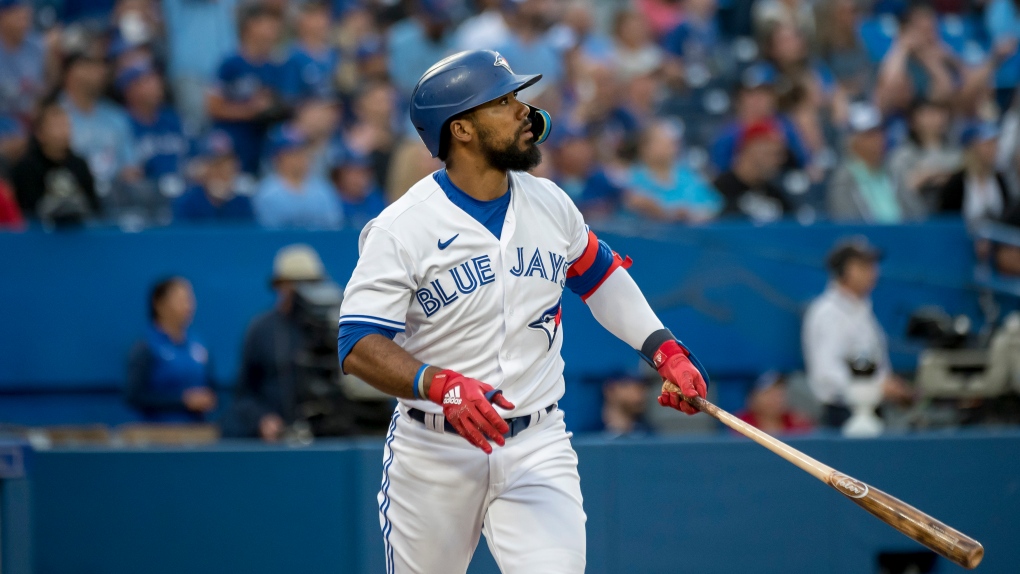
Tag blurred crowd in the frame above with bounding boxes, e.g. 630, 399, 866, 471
2, 0, 1020, 231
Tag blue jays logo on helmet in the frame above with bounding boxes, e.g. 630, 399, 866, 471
528, 298, 562, 350
493, 53, 512, 74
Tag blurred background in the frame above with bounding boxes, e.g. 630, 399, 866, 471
1, 0, 1020, 571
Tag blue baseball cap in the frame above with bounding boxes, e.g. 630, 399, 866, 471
267, 125, 309, 158
115, 62, 156, 93
197, 130, 235, 159
960, 122, 1000, 147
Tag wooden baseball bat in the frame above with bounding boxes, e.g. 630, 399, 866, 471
663, 382, 984, 569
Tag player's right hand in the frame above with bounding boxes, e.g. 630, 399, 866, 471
427, 369, 515, 454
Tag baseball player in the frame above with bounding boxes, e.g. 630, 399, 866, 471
337, 50, 710, 574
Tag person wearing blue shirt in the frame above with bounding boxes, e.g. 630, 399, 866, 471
661, 0, 719, 61
173, 130, 254, 223
709, 64, 810, 172
281, 1, 339, 103
387, 0, 457, 99
120, 63, 190, 197
126, 277, 218, 423
161, 0, 238, 130
254, 125, 342, 229
207, 5, 286, 174
986, 0, 1020, 104
493, 1, 565, 93
0, 0, 47, 121
60, 53, 141, 197
624, 120, 723, 222
550, 124, 624, 221
329, 147, 385, 229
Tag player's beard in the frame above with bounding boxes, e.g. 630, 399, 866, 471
476, 121, 542, 172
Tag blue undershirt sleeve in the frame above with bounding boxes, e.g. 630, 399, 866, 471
337, 321, 400, 374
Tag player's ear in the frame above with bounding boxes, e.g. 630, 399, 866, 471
449, 115, 475, 147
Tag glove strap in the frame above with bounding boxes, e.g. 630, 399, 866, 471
427, 369, 454, 405
640, 328, 678, 367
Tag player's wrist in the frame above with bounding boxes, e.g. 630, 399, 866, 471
423, 366, 445, 404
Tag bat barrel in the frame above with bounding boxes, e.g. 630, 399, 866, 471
829, 473, 985, 569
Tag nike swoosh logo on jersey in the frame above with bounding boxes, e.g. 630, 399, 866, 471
438, 234, 459, 250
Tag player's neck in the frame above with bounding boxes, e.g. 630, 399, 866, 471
445, 162, 509, 202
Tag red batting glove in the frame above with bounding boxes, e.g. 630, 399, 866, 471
653, 340, 708, 416
428, 369, 515, 454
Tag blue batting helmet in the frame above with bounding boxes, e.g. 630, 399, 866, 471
410, 50, 552, 158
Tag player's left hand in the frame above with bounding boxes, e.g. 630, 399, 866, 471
652, 340, 709, 416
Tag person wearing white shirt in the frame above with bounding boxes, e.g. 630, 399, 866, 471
936, 122, 1013, 226
802, 238, 914, 428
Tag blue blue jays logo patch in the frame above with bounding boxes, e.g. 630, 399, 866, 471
493, 53, 513, 74
528, 298, 562, 350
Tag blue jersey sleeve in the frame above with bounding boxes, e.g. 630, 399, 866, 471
337, 322, 400, 373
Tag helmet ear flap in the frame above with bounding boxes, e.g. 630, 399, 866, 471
526, 105, 552, 145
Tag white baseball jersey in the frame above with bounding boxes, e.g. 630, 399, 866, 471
339, 169, 590, 415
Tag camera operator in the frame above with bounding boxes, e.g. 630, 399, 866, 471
802, 238, 915, 428
227, 244, 338, 441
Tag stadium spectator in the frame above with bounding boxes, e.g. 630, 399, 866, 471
624, 119, 722, 222
601, 373, 654, 437
345, 81, 398, 189
710, 63, 810, 172
329, 148, 384, 230
994, 204, 1020, 276
0, 113, 26, 168
661, 0, 720, 63
11, 101, 99, 224
228, 244, 326, 441
0, 179, 22, 228
814, 0, 874, 100
935, 122, 1013, 225
827, 104, 922, 222
736, 372, 813, 434
551, 0, 614, 63
713, 119, 792, 222
172, 130, 253, 223
0, 0, 53, 122
802, 237, 914, 428
60, 52, 141, 200
253, 125, 341, 229
385, 137, 442, 203
455, 0, 513, 51
291, 98, 341, 179
119, 62, 190, 198
636, 0, 684, 38
161, 0, 238, 130
753, 0, 815, 40
281, 1, 338, 103
387, 0, 457, 99
887, 98, 960, 212
872, 2, 1001, 116
987, 0, 1020, 107
610, 10, 664, 81
126, 276, 217, 422
551, 125, 625, 221
567, 63, 640, 163
207, 5, 286, 175
494, 0, 565, 93
760, 23, 845, 119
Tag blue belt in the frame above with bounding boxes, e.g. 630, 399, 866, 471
406, 403, 557, 439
